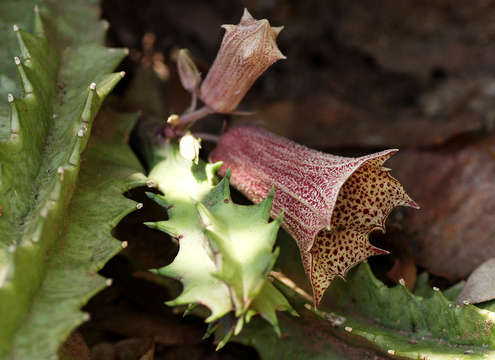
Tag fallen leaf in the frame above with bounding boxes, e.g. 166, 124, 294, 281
457, 258, 495, 305
386, 135, 495, 280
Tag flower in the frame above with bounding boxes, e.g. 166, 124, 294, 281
199, 9, 285, 113
210, 126, 418, 306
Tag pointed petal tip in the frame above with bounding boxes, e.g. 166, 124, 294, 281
313, 289, 324, 308
372, 246, 390, 256
221, 24, 236, 33
272, 25, 284, 37
240, 8, 256, 24
275, 50, 287, 61
407, 198, 420, 209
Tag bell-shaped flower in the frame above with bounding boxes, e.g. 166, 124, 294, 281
200, 9, 285, 113
210, 126, 418, 306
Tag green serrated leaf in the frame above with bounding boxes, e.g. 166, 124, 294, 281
10, 108, 146, 359
234, 229, 495, 359
0, 1, 141, 358
320, 263, 495, 358
197, 176, 282, 317
239, 247, 495, 359
147, 143, 232, 322
147, 143, 294, 345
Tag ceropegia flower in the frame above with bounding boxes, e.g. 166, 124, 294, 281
210, 126, 418, 306
199, 9, 285, 113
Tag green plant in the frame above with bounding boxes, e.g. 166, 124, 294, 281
0, 1, 145, 358
1, 2, 494, 359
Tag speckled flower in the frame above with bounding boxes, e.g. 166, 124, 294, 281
210, 126, 418, 306
199, 9, 285, 113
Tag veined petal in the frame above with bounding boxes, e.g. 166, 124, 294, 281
210, 126, 418, 306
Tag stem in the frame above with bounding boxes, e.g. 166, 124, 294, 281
194, 132, 220, 143
187, 91, 198, 113
178, 106, 213, 130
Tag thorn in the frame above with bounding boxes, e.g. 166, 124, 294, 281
463, 300, 471, 305
398, 278, 405, 286
13, 24, 19, 32
119, 71, 125, 77
433, 287, 439, 291
121, 241, 128, 249
77, 124, 87, 137
136, 203, 143, 210
388, 350, 395, 355
57, 166, 64, 180
81, 84, 97, 124
123, 48, 129, 55
105, 278, 113, 287
82, 313, 90, 321
15, 55, 33, 94
344, 326, 352, 333
7, 94, 13, 103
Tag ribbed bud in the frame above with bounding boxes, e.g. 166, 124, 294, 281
200, 9, 285, 113
210, 126, 419, 306
177, 49, 201, 94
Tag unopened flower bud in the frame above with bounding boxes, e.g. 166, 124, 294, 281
200, 9, 285, 113
179, 132, 201, 164
211, 126, 419, 306
177, 49, 201, 94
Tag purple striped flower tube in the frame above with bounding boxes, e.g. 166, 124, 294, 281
210, 126, 418, 306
